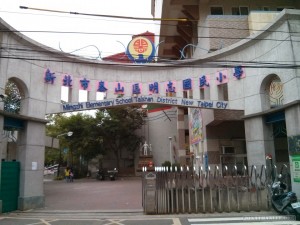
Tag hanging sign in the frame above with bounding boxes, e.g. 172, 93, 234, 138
61, 95, 228, 112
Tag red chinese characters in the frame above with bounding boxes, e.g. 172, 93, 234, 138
133, 38, 148, 53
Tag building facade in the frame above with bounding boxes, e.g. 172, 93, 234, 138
153, 0, 300, 196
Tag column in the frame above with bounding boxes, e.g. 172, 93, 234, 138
285, 105, 300, 197
0, 115, 4, 212
244, 116, 275, 167
17, 120, 45, 210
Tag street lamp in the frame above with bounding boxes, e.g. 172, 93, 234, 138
51, 131, 73, 178
168, 137, 172, 165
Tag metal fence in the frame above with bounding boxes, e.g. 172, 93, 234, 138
142, 164, 291, 214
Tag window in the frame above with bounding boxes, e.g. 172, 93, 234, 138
240, 7, 249, 15
183, 90, 193, 99
277, 7, 294, 11
96, 92, 106, 100
222, 146, 235, 154
211, 6, 223, 15
232, 6, 249, 15
200, 89, 204, 100
61, 86, 70, 103
183, 90, 188, 98
232, 7, 240, 15
188, 90, 193, 99
79, 90, 88, 102
218, 83, 228, 101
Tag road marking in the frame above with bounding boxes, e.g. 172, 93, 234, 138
189, 217, 243, 222
104, 219, 125, 225
40, 219, 53, 225
188, 216, 299, 225
189, 222, 299, 225
173, 218, 182, 225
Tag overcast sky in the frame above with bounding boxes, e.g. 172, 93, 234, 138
0, 0, 157, 59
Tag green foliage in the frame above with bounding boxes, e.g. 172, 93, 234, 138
162, 161, 181, 171
172, 162, 181, 171
3, 81, 21, 114
47, 113, 105, 162
162, 161, 171, 167
45, 146, 60, 165
45, 106, 145, 170
95, 106, 145, 169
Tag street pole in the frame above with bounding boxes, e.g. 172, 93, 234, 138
55, 131, 73, 178
57, 147, 62, 178
168, 137, 172, 165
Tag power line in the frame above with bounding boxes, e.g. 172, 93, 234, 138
0, 29, 298, 44
19, 6, 188, 22
1, 9, 298, 35
0, 55, 299, 69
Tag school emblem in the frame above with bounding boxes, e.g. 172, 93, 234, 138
126, 36, 155, 63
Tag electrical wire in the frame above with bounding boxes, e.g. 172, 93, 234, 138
17, 6, 300, 34
1, 9, 299, 35
0, 29, 298, 43
1, 52, 299, 69
19, 6, 188, 22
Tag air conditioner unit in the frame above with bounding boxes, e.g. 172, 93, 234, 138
221, 146, 235, 154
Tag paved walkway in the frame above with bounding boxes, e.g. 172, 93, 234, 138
43, 176, 143, 211
3, 177, 298, 224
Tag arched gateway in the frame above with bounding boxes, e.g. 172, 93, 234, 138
0, 18, 229, 211
1, 9, 300, 211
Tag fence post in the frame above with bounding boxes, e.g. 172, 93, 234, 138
207, 166, 214, 213
193, 166, 198, 213
175, 166, 179, 213
223, 165, 230, 212
214, 165, 222, 212
233, 165, 240, 212
242, 165, 250, 212
199, 166, 206, 213
181, 166, 185, 213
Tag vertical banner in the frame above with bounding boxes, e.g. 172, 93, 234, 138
189, 108, 203, 145
292, 155, 300, 182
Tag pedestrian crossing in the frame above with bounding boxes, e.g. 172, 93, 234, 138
188, 215, 298, 225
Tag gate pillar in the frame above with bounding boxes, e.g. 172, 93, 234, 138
0, 114, 4, 212
244, 116, 274, 167
285, 105, 300, 197
143, 172, 157, 214
17, 119, 46, 210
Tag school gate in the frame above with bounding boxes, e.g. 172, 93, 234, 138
1, 9, 300, 211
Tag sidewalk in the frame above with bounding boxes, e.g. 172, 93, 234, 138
43, 176, 143, 211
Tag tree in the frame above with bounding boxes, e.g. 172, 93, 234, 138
45, 106, 146, 174
46, 113, 104, 177
3, 80, 21, 114
96, 106, 145, 170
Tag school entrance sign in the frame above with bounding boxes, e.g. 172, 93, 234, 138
61, 95, 228, 112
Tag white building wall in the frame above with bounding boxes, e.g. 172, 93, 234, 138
144, 107, 178, 166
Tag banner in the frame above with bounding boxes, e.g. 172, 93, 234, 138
189, 108, 203, 145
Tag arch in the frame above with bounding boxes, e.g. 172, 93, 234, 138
260, 74, 284, 111
6, 77, 29, 115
